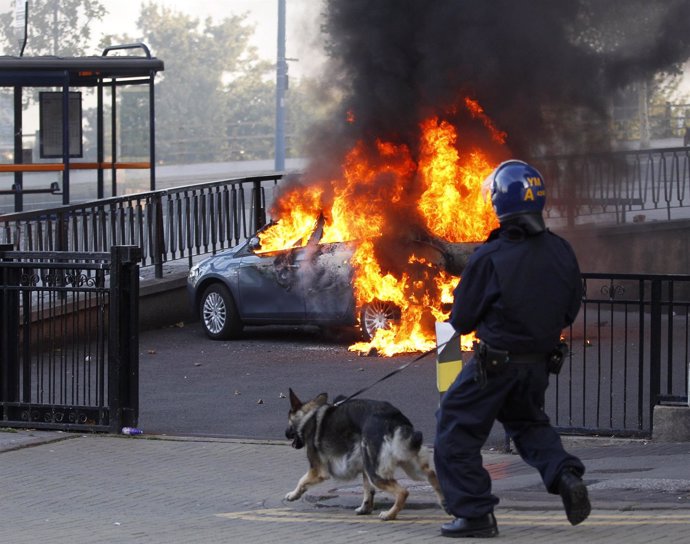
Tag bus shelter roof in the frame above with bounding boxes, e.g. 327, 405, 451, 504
0, 47, 164, 86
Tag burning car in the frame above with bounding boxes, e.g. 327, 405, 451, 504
187, 216, 477, 345
188, 107, 504, 355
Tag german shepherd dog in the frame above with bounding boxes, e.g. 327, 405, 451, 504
284, 389, 444, 520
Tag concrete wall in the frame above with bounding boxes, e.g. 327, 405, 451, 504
653, 405, 690, 441
139, 274, 195, 331
556, 219, 690, 275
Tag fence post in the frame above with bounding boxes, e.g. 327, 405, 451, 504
56, 209, 68, 252
253, 179, 266, 232
108, 245, 142, 432
649, 278, 662, 433
0, 244, 20, 409
152, 192, 164, 279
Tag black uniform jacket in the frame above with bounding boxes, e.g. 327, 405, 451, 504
449, 223, 582, 354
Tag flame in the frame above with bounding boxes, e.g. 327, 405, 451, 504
257, 99, 505, 356
257, 185, 324, 251
417, 116, 498, 241
321, 140, 416, 244
348, 252, 476, 356
464, 97, 507, 144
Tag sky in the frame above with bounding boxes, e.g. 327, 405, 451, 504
0, 0, 325, 79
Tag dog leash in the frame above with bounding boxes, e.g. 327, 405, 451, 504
333, 331, 461, 406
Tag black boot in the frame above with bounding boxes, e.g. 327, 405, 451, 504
441, 512, 498, 538
558, 470, 591, 526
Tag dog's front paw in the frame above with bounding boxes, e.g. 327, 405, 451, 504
378, 510, 398, 521
285, 490, 302, 501
355, 504, 373, 515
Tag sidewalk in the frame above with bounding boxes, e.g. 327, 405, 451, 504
1, 429, 689, 543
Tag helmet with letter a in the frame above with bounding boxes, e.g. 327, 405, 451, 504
489, 160, 546, 221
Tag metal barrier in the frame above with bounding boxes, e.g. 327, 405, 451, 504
537, 147, 690, 225
0, 246, 141, 432
548, 273, 690, 438
0, 174, 282, 279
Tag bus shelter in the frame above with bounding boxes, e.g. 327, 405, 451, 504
0, 43, 164, 212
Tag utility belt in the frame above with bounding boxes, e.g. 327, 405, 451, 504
473, 340, 569, 389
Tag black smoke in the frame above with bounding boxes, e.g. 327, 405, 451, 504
304, 0, 690, 171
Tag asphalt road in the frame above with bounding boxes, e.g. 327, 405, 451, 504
137, 322, 448, 444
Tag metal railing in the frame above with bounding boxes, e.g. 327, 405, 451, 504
537, 146, 690, 226
0, 174, 282, 278
549, 273, 690, 438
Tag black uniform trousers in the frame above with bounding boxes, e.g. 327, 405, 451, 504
434, 355, 585, 519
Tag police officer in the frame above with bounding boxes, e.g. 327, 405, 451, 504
434, 160, 590, 538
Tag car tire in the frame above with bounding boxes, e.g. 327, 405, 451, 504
359, 300, 401, 341
199, 283, 243, 340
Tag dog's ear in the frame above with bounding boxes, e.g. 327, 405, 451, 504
289, 388, 302, 410
315, 392, 328, 405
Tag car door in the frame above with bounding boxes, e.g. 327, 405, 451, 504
236, 245, 307, 321
303, 241, 356, 323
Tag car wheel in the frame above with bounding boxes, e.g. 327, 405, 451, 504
359, 300, 401, 341
199, 283, 243, 340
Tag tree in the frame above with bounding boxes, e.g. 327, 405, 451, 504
0, 0, 106, 57
286, 76, 335, 158
570, 0, 690, 145
101, 2, 279, 164
0, 1, 323, 165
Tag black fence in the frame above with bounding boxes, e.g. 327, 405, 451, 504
0, 174, 281, 279
548, 273, 690, 438
0, 246, 140, 432
537, 146, 690, 226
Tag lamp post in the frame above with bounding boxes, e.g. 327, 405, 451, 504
275, 0, 287, 171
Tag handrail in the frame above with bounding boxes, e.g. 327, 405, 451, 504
534, 146, 690, 226
0, 173, 284, 278
102, 43, 152, 58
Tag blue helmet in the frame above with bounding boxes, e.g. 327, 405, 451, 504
489, 160, 546, 221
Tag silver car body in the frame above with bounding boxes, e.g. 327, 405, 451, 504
187, 236, 357, 329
